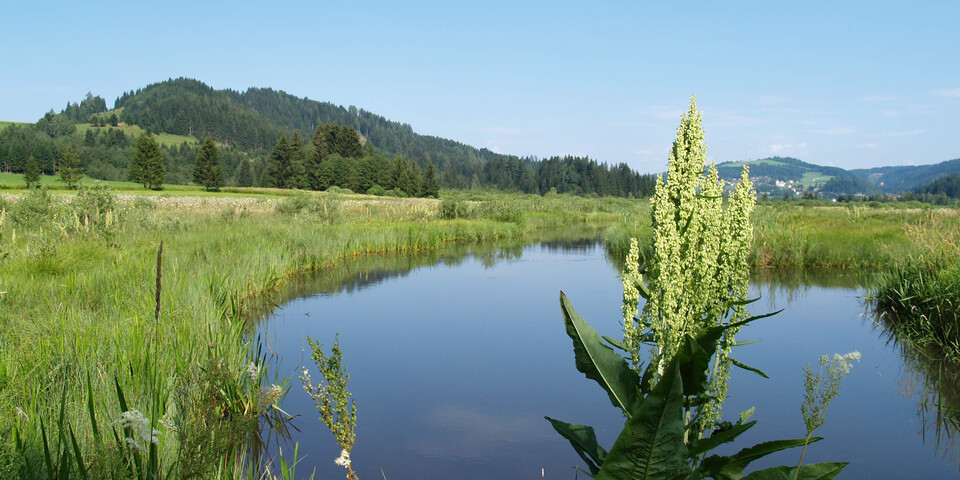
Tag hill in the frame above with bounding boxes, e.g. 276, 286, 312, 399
715, 157, 876, 197
0, 78, 655, 196
850, 158, 960, 193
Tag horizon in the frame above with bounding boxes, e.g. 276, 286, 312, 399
2, 1, 958, 174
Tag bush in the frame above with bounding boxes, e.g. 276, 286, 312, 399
275, 192, 343, 224
366, 185, 386, 196
384, 188, 405, 198
10, 187, 54, 228
72, 183, 120, 231
438, 198, 468, 219
478, 199, 524, 224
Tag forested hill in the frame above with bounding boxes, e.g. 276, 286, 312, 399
850, 158, 960, 193
715, 156, 876, 197
715, 156, 960, 197
115, 78, 497, 175
0, 77, 656, 196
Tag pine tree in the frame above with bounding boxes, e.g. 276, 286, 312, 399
264, 135, 300, 188
130, 134, 165, 189
289, 131, 306, 188
237, 158, 253, 187
58, 146, 83, 189
305, 124, 331, 190
23, 155, 40, 188
421, 161, 440, 198
193, 134, 223, 191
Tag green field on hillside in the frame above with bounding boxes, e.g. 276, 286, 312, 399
76, 121, 197, 147
800, 171, 833, 186
0, 120, 30, 128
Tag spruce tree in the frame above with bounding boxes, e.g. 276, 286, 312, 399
58, 146, 83, 189
289, 131, 307, 188
130, 133, 165, 189
305, 124, 331, 190
193, 134, 223, 191
265, 135, 293, 188
237, 158, 253, 187
23, 155, 41, 188
421, 161, 440, 198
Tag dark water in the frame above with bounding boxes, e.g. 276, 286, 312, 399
257, 241, 960, 479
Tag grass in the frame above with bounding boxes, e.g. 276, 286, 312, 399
76, 121, 197, 147
871, 210, 960, 361
0, 187, 634, 478
799, 171, 833, 187
0, 121, 31, 129
607, 202, 960, 269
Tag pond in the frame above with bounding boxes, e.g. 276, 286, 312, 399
256, 238, 960, 479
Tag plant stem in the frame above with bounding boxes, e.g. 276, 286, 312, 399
794, 433, 812, 480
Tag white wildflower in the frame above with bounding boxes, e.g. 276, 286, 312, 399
246, 361, 260, 381
334, 449, 351, 468
116, 409, 162, 451
262, 384, 284, 405
802, 351, 861, 435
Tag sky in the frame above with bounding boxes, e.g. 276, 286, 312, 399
1, 1, 958, 174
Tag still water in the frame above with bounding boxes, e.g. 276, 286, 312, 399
258, 240, 960, 479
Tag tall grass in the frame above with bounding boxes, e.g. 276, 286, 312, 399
871, 210, 960, 361
0, 188, 635, 478
606, 203, 960, 269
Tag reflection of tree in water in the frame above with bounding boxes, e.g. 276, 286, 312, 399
247, 224, 608, 325
750, 269, 875, 310
875, 307, 960, 466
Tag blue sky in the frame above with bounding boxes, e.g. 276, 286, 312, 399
2, 1, 957, 173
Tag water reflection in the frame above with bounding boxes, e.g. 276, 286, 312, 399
874, 307, 960, 464
750, 269, 876, 310
246, 225, 609, 323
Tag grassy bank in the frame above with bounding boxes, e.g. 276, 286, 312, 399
871, 209, 960, 361
606, 202, 960, 269
0, 187, 635, 478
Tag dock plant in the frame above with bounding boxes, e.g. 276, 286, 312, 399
548, 97, 849, 479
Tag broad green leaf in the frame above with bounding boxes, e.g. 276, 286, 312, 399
700, 438, 822, 480
597, 363, 691, 480
688, 420, 757, 457
545, 417, 606, 475
730, 358, 770, 379
560, 292, 641, 415
743, 462, 848, 480
675, 334, 713, 396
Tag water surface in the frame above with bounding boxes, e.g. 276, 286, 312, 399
258, 241, 960, 479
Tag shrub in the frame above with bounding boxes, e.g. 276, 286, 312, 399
438, 198, 468, 219
366, 185, 386, 196
11, 186, 54, 228
275, 192, 343, 224
72, 182, 120, 232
